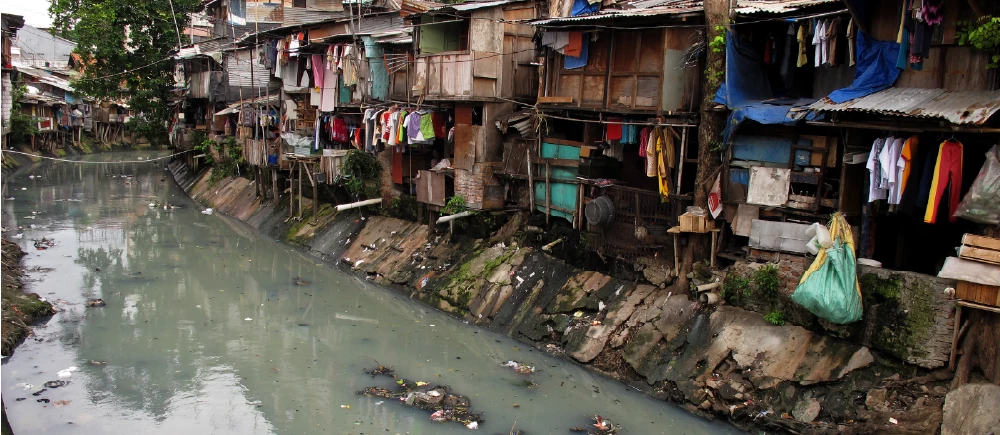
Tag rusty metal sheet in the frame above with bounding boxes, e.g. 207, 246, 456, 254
454, 124, 476, 170
416, 170, 446, 206
809, 88, 1000, 126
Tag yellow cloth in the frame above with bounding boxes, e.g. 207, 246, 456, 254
899, 136, 917, 195
654, 127, 671, 202
798, 213, 861, 299
796, 24, 809, 67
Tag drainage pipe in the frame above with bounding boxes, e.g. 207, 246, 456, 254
336, 198, 382, 211
436, 211, 474, 224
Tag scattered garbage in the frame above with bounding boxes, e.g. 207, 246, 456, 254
244, 318, 253, 321
358, 363, 484, 429
570, 415, 619, 434
501, 360, 537, 374
889, 417, 899, 425
57, 367, 78, 378
31, 389, 47, 396
43, 380, 68, 388
87, 360, 107, 365
36, 399, 49, 403
17, 383, 33, 390
340, 405, 350, 409
53, 400, 71, 406
86, 299, 106, 308
33, 238, 56, 250
202, 208, 214, 215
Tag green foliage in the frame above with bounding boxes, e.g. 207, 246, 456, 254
957, 17, 1000, 69
753, 263, 781, 298
7, 85, 39, 146
721, 272, 751, 301
441, 195, 468, 216
709, 25, 726, 53
383, 195, 418, 221
49, 0, 201, 145
341, 150, 382, 198
764, 311, 785, 326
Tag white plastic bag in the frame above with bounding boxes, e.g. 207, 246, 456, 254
955, 145, 1000, 225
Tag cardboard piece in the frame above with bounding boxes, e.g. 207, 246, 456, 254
747, 167, 790, 207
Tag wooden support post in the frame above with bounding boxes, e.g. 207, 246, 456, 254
676, 127, 687, 192
635, 192, 641, 227
673, 232, 680, 277
710, 228, 720, 268
297, 161, 304, 219
527, 141, 535, 212
271, 167, 279, 204
949, 304, 963, 371
545, 161, 551, 225
576, 183, 584, 230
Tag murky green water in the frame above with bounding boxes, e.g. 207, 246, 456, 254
1, 152, 738, 434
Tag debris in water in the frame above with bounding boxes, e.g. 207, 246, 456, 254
340, 405, 350, 409
244, 318, 253, 321
889, 418, 899, 425
36, 399, 50, 403
573, 311, 584, 318
501, 360, 537, 374
53, 400, 71, 406
43, 381, 69, 388
358, 364, 484, 428
33, 237, 56, 250
32, 389, 47, 396
202, 208, 214, 215
465, 421, 478, 429
87, 360, 107, 365
17, 383, 33, 390
56, 367, 78, 378
87, 299, 106, 307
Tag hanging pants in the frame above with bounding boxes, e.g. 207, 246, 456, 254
923, 140, 963, 224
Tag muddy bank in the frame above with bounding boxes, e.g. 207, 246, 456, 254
169, 161, 978, 434
1, 239, 55, 356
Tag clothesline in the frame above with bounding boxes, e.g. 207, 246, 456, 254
537, 112, 697, 128
783, 9, 849, 23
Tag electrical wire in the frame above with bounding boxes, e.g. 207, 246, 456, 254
0, 149, 195, 164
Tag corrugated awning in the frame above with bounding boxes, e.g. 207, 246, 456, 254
531, 0, 702, 26
808, 87, 1000, 126
733, 0, 840, 15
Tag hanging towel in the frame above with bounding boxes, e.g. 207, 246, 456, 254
565, 32, 584, 57
564, 36, 589, 70
605, 120, 622, 141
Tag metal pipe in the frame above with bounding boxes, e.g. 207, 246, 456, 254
335, 198, 382, 211
436, 210, 474, 224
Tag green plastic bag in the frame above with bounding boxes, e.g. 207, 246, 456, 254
791, 213, 863, 324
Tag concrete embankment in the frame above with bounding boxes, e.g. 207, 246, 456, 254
169, 160, 994, 434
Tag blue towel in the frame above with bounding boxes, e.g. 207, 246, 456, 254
564, 37, 589, 70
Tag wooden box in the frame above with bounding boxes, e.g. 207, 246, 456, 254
956, 281, 1000, 307
679, 212, 714, 233
959, 234, 1000, 265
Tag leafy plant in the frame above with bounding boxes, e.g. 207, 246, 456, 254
6, 85, 39, 147
764, 311, 785, 326
753, 263, 781, 298
721, 271, 750, 301
341, 150, 382, 198
709, 25, 726, 53
957, 17, 1000, 69
441, 195, 469, 216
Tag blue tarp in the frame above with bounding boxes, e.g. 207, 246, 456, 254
571, 0, 598, 16
713, 31, 812, 144
827, 31, 901, 103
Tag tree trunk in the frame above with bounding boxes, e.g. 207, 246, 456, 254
679, 0, 729, 284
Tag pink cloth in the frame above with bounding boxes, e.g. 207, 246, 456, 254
311, 55, 324, 88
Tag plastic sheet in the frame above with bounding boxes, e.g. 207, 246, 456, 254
955, 145, 1000, 225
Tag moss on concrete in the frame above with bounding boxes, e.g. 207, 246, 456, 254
2, 240, 54, 355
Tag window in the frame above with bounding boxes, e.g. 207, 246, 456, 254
293, 0, 306, 7
418, 17, 470, 54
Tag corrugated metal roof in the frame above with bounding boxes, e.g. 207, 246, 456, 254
532, 1, 702, 25
409, 0, 527, 16
733, 0, 839, 15
808, 87, 1000, 126
280, 7, 347, 26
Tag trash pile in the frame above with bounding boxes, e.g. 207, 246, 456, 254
570, 415, 619, 434
32, 238, 55, 250
358, 363, 484, 429
500, 360, 537, 374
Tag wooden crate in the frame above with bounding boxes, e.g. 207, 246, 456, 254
679, 213, 714, 233
959, 234, 1000, 265
956, 281, 1000, 307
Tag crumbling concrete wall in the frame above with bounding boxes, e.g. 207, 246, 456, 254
171, 162, 959, 433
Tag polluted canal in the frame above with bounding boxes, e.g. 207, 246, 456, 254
1, 153, 739, 434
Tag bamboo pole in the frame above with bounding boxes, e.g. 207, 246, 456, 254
545, 161, 551, 225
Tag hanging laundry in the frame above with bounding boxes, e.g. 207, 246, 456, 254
866, 138, 888, 202
541, 32, 570, 53
878, 136, 897, 190
885, 137, 904, 205
780, 24, 795, 86
419, 112, 435, 140
405, 111, 422, 141
924, 140, 963, 224
644, 127, 657, 177
605, 119, 622, 141
432, 111, 447, 139
565, 32, 584, 57
826, 19, 839, 66
897, 136, 917, 198
638, 127, 651, 158
332, 116, 349, 143
796, 24, 809, 67
564, 35, 589, 70
655, 127, 671, 201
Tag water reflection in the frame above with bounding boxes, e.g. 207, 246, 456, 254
2, 153, 739, 435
